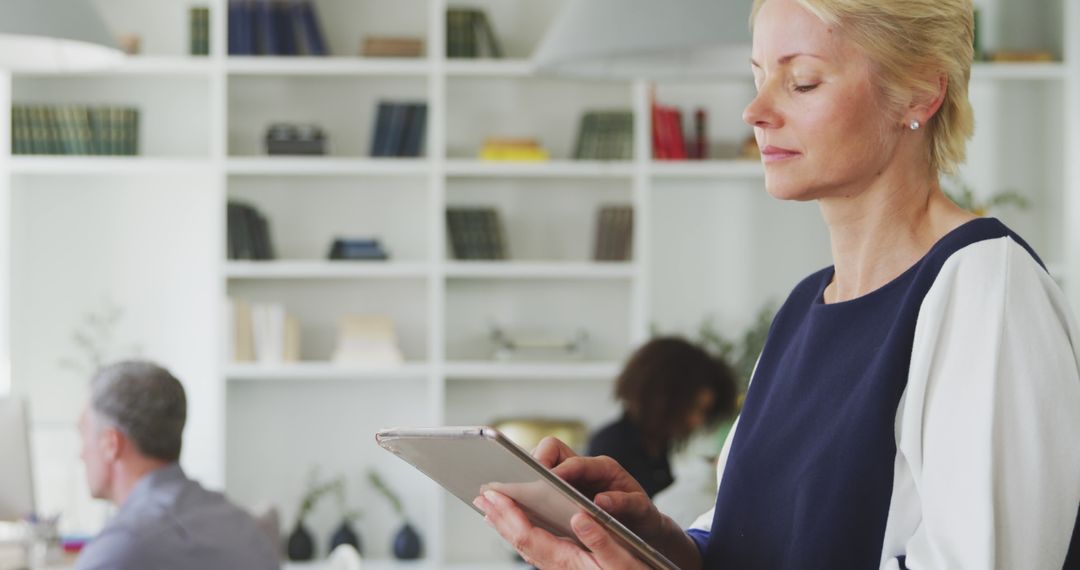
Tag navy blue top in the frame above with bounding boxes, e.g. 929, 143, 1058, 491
699, 219, 1048, 568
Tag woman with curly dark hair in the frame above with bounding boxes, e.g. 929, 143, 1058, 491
587, 337, 737, 498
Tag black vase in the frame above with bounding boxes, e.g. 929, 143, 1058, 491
392, 521, 423, 560
286, 521, 315, 561
329, 519, 362, 555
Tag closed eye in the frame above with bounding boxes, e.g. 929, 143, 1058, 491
794, 84, 819, 93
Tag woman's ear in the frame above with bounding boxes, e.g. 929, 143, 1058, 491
910, 72, 948, 123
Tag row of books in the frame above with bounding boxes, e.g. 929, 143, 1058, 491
228, 305, 407, 368
228, 202, 276, 260
227, 200, 629, 263
445, 206, 634, 261
447, 8, 503, 59
652, 102, 709, 160
189, 6, 210, 56
573, 111, 634, 161
370, 102, 427, 158
11, 105, 139, 156
593, 206, 634, 262
228, 0, 327, 56
228, 298, 300, 363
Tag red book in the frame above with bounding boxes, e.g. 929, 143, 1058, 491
651, 101, 668, 159
693, 108, 707, 159
668, 108, 687, 160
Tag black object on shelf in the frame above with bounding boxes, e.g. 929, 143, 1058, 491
446, 207, 507, 260
265, 123, 326, 155
370, 102, 428, 158
327, 238, 389, 261
227, 201, 276, 260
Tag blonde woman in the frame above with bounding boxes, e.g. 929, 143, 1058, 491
474, 0, 1080, 567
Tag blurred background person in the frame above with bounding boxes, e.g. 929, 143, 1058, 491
75, 361, 278, 570
587, 337, 738, 498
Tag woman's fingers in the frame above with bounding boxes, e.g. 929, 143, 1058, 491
533, 436, 579, 469
570, 512, 650, 570
476, 490, 598, 569
553, 455, 647, 496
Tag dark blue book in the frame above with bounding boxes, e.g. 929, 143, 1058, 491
236, 0, 257, 55
400, 103, 427, 157
273, 2, 297, 55
383, 104, 407, 157
228, 1, 241, 54
254, 0, 277, 55
295, 0, 328, 56
370, 102, 394, 157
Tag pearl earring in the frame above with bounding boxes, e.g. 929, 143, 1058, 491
909, 119, 921, 131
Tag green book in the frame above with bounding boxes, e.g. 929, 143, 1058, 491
11, 106, 26, 155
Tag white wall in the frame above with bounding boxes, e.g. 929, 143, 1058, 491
10, 174, 221, 532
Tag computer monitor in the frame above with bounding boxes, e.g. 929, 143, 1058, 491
0, 397, 35, 522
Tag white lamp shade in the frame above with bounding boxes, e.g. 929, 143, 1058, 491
0, 0, 122, 71
533, 0, 753, 79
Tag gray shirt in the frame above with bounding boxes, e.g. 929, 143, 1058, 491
74, 464, 278, 570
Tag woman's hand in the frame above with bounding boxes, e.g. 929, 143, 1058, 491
474, 488, 650, 569
533, 437, 666, 544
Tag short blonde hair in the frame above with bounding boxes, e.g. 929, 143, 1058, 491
751, 0, 975, 174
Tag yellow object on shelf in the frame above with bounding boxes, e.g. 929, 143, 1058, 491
478, 146, 550, 161
478, 137, 551, 162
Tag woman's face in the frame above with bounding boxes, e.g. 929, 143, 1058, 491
744, 0, 901, 202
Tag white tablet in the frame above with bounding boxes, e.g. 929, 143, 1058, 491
375, 426, 679, 570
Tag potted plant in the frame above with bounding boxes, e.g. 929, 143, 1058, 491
287, 469, 342, 561
368, 469, 422, 560
327, 475, 363, 556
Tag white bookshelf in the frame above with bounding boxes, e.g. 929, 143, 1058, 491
225, 362, 431, 382
225, 260, 430, 280
0, 0, 1076, 567
444, 159, 634, 179
443, 261, 635, 280
443, 361, 619, 381
226, 56, 431, 77
226, 157, 430, 177
10, 156, 213, 175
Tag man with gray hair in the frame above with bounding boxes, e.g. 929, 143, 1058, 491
75, 361, 277, 570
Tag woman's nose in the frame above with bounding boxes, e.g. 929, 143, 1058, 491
743, 87, 781, 129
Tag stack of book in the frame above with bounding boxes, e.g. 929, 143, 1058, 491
189, 6, 210, 55
573, 111, 633, 160
446, 8, 503, 58
228, 0, 327, 56
652, 101, 710, 160
327, 238, 389, 261
11, 105, 139, 156
228, 298, 301, 364
361, 36, 424, 58
227, 202, 276, 260
331, 315, 404, 368
370, 102, 427, 157
446, 208, 507, 260
593, 206, 634, 261
478, 138, 549, 162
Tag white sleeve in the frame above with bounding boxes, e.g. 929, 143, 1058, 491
688, 415, 741, 533
880, 237, 1080, 569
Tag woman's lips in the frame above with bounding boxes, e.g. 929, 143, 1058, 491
760, 145, 801, 162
